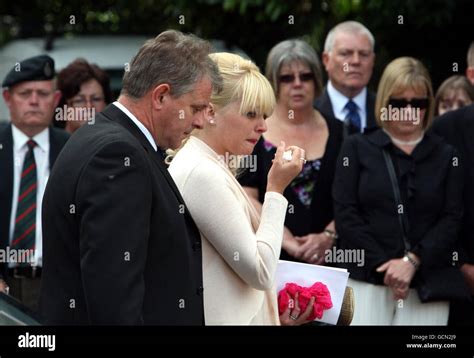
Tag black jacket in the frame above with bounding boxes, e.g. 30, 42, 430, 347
0, 123, 69, 278
333, 128, 464, 285
432, 104, 474, 264
39, 104, 204, 325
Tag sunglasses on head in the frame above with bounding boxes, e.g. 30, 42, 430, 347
388, 97, 429, 109
279, 72, 314, 83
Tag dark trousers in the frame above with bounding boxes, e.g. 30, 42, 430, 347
448, 297, 474, 326
6, 276, 42, 313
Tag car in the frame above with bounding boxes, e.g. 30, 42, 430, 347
0, 35, 248, 122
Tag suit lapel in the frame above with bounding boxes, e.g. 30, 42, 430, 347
314, 88, 336, 119
49, 127, 62, 166
365, 91, 377, 130
101, 104, 186, 205
0, 124, 13, 247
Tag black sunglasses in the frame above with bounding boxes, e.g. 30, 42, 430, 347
279, 72, 314, 83
388, 97, 429, 109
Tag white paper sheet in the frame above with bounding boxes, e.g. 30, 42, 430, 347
276, 260, 349, 325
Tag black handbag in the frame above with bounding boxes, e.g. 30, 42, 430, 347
382, 148, 471, 303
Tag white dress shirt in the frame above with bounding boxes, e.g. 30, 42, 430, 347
113, 101, 157, 151
327, 81, 368, 132
9, 125, 50, 267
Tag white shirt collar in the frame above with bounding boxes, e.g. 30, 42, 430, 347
327, 81, 367, 128
113, 101, 157, 152
11, 124, 49, 153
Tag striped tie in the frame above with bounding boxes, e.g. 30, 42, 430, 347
11, 139, 37, 265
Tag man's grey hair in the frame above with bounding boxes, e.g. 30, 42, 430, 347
467, 42, 474, 67
121, 30, 222, 99
323, 21, 375, 53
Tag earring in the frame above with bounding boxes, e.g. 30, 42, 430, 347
208, 118, 216, 125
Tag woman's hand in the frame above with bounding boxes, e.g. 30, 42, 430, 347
296, 233, 334, 265
279, 292, 316, 326
267, 141, 305, 194
0, 279, 9, 294
376, 257, 417, 300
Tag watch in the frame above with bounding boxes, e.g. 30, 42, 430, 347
403, 253, 419, 269
324, 229, 338, 241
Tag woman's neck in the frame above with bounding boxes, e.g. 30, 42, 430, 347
383, 127, 424, 144
193, 131, 225, 157
272, 103, 316, 126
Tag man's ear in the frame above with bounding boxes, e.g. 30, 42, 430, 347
151, 84, 171, 110
466, 67, 474, 86
2, 88, 11, 107
322, 51, 330, 70
53, 90, 61, 108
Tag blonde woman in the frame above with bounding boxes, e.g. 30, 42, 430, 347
333, 57, 465, 325
168, 53, 313, 325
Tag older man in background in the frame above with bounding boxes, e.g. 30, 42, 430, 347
315, 21, 377, 136
0, 55, 69, 312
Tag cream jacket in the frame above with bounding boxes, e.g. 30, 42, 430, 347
168, 136, 288, 325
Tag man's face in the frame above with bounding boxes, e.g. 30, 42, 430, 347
3, 80, 60, 131
156, 78, 212, 149
323, 32, 375, 97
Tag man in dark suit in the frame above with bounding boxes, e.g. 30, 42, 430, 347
0, 55, 69, 312
432, 104, 474, 325
315, 21, 377, 136
39, 30, 222, 325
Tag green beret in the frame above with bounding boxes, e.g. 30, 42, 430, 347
2, 55, 55, 88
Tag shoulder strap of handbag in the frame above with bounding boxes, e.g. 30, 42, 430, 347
382, 148, 411, 252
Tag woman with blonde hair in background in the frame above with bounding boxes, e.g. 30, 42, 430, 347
168, 52, 315, 325
333, 57, 465, 325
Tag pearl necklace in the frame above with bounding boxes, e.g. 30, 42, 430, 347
383, 129, 424, 146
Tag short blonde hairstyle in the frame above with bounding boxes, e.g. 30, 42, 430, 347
165, 52, 275, 173
375, 57, 435, 130
209, 52, 275, 118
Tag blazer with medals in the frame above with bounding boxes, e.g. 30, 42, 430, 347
39, 104, 204, 325
0, 123, 69, 279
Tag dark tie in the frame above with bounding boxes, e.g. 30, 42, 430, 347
345, 100, 361, 133
11, 139, 37, 264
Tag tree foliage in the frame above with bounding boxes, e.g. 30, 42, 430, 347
0, 0, 473, 88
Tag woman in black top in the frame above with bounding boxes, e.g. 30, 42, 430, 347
333, 57, 464, 325
240, 39, 343, 265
